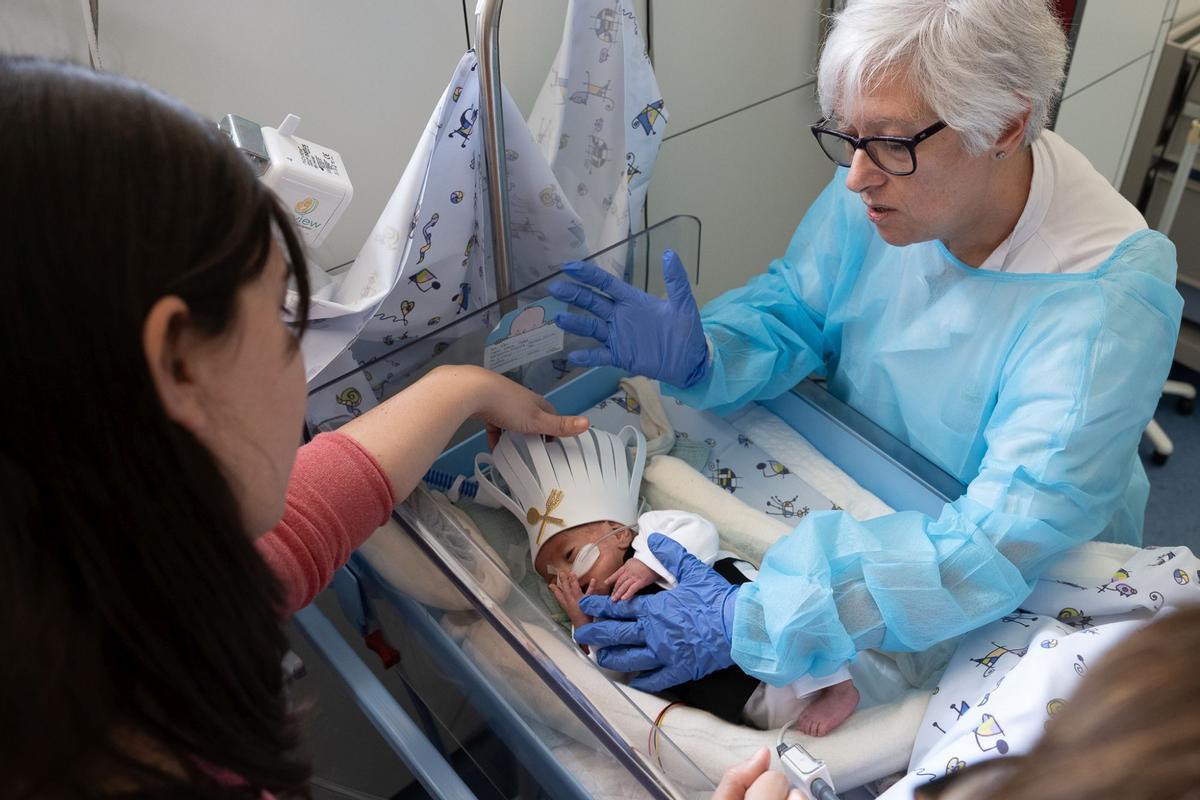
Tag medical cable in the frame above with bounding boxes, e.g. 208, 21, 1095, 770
647, 701, 681, 767
777, 714, 801, 749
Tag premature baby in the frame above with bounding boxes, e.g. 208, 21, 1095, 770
476, 425, 859, 736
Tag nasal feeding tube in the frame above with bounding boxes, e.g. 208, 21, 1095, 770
548, 522, 639, 578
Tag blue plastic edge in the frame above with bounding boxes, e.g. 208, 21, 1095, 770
291, 605, 478, 799
350, 557, 600, 800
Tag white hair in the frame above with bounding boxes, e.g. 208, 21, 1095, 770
817, 0, 1068, 155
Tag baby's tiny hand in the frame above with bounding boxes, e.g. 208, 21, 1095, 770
550, 572, 594, 629
605, 558, 660, 602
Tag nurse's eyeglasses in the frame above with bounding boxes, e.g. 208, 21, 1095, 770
811, 119, 948, 176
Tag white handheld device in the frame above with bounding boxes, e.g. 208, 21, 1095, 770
777, 742, 839, 800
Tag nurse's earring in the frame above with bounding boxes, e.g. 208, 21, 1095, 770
995, 151, 1008, 160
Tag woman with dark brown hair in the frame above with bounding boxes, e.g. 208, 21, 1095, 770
0, 55, 589, 798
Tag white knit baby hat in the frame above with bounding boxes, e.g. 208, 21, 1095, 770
474, 426, 646, 563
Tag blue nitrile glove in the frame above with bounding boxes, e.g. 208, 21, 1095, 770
547, 249, 709, 389
574, 533, 739, 692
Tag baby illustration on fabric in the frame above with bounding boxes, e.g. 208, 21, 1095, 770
475, 425, 860, 736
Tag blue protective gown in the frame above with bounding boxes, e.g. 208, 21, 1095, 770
666, 172, 1183, 686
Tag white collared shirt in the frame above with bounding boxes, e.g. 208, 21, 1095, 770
978, 130, 1148, 274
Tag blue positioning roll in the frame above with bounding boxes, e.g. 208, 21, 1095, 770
422, 468, 479, 499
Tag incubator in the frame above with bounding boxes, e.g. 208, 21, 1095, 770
288, 3, 973, 793
297, 213, 970, 799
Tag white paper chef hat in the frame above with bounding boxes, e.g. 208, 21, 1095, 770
474, 426, 646, 564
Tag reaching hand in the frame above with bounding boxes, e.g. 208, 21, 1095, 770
574, 533, 739, 692
547, 249, 709, 389
605, 558, 660, 602
712, 748, 800, 800
464, 367, 590, 449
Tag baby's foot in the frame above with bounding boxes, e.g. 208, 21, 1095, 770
796, 680, 860, 737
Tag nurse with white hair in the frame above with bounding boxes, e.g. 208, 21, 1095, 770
549, 0, 1185, 704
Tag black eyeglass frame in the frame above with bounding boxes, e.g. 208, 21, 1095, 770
810, 119, 948, 176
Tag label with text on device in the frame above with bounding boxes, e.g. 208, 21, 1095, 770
483, 298, 567, 373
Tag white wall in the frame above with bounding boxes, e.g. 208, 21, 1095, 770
103, 0, 470, 272
648, 1, 833, 304
0, 0, 88, 60
1054, 0, 1179, 187
1, 0, 470, 271
0, 0, 588, 273
1177, 0, 1200, 22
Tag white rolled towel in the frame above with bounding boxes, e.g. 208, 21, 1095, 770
729, 405, 893, 521
641, 454, 792, 565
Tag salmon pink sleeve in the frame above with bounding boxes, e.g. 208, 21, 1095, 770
257, 432, 395, 615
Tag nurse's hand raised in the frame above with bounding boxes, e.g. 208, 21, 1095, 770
548, 249, 709, 389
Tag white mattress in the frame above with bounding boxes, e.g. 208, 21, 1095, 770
725, 404, 893, 521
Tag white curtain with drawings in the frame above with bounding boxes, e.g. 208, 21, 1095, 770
527, 0, 666, 261
301, 0, 666, 399
881, 544, 1200, 799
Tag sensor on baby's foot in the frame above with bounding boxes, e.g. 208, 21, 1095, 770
776, 742, 839, 800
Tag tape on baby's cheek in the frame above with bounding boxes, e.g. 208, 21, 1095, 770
573, 544, 601, 575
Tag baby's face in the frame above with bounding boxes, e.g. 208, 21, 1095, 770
534, 520, 634, 589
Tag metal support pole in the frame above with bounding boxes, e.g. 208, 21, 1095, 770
1158, 115, 1200, 235
476, 0, 518, 313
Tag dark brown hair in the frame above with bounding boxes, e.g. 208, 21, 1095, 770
0, 56, 312, 797
920, 604, 1200, 800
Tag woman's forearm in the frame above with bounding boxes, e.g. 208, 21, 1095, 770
337, 365, 484, 503
337, 364, 588, 504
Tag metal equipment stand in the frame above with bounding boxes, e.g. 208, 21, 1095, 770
1147, 113, 1200, 465
476, 0, 518, 314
